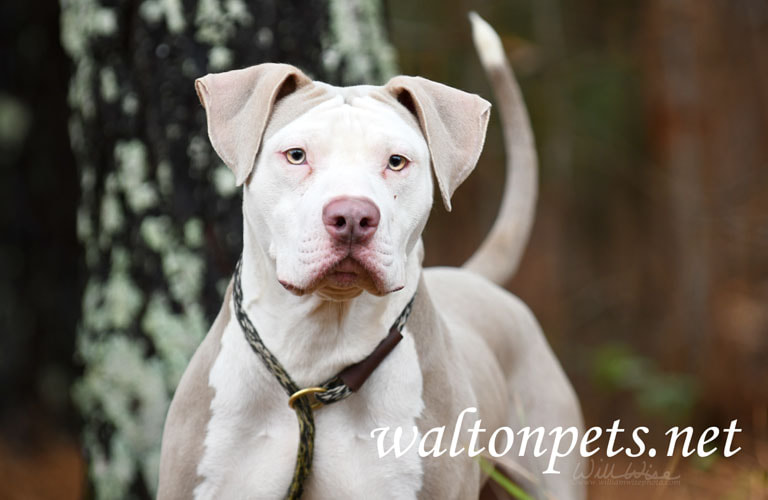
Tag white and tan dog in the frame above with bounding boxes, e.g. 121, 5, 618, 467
158, 14, 583, 500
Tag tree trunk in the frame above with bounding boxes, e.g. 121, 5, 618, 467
644, 0, 768, 415
59, 0, 395, 497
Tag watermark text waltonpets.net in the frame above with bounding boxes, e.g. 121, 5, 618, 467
370, 407, 742, 474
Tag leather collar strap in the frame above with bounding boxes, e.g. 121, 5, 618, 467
232, 258, 415, 500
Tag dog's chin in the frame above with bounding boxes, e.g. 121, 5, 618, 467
279, 257, 402, 301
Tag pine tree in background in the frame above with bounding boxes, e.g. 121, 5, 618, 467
59, 0, 395, 497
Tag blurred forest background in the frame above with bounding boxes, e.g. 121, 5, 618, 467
1, 0, 766, 498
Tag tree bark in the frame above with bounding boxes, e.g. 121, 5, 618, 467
59, 0, 395, 497
644, 0, 768, 414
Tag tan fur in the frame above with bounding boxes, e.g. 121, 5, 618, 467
424, 268, 584, 499
385, 76, 491, 211
463, 16, 538, 286
195, 64, 312, 185
157, 282, 231, 499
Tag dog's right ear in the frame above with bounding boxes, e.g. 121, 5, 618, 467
195, 63, 312, 185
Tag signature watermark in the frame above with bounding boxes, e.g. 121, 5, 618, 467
573, 458, 681, 486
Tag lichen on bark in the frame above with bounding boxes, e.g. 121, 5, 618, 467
325, 0, 398, 84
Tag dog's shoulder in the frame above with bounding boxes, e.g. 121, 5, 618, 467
157, 281, 232, 499
422, 266, 546, 374
423, 266, 530, 324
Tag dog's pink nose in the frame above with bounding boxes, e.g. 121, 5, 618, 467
323, 197, 380, 244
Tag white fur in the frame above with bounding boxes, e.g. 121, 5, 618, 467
195, 317, 425, 499
248, 95, 432, 296
195, 94, 433, 498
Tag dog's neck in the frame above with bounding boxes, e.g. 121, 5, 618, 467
237, 226, 422, 387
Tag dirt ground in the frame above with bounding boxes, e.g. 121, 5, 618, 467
587, 454, 767, 500
0, 434, 84, 500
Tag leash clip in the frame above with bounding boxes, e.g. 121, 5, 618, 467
288, 387, 327, 410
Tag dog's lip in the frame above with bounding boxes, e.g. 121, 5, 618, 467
327, 257, 366, 286
278, 253, 398, 296
278, 279, 305, 295
329, 255, 404, 295
277, 256, 366, 294
333, 257, 363, 274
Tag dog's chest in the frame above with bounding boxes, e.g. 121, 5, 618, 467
194, 320, 425, 500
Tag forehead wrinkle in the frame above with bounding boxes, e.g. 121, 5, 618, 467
324, 104, 426, 156
324, 107, 385, 169
274, 103, 422, 156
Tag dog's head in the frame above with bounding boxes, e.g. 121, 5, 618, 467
196, 63, 490, 300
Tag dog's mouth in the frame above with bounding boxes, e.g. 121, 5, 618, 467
278, 253, 401, 300
326, 257, 367, 287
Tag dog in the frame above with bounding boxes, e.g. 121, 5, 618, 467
158, 13, 584, 500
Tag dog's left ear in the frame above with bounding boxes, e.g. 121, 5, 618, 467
196, 63, 312, 185
385, 76, 491, 211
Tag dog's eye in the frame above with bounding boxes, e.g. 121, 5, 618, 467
388, 154, 409, 171
284, 148, 306, 165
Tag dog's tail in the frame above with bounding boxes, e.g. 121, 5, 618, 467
463, 13, 538, 287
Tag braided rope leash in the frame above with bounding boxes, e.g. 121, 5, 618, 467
232, 258, 415, 499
